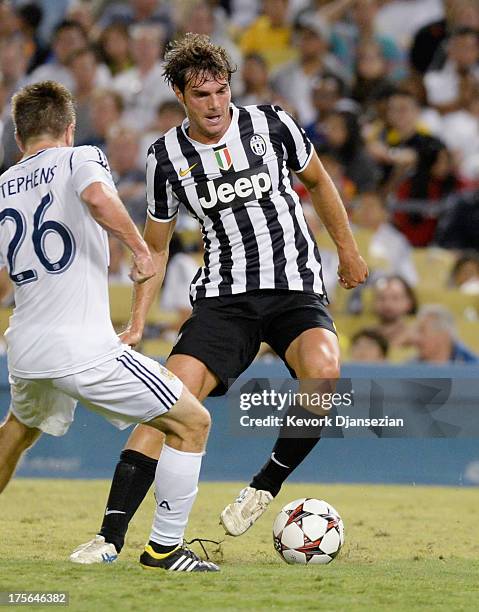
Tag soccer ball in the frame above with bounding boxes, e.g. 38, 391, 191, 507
273, 498, 344, 565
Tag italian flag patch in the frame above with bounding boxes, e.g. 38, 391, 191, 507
214, 146, 233, 171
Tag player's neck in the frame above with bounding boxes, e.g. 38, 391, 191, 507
22, 138, 67, 159
187, 110, 233, 145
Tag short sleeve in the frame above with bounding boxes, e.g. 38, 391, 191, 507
146, 147, 179, 223
70, 146, 116, 196
275, 107, 313, 173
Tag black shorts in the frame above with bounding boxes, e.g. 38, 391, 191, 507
169, 289, 336, 396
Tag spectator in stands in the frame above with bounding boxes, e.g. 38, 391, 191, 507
139, 99, 185, 161
372, 275, 418, 347
329, 0, 406, 82
393, 141, 468, 247
98, 23, 133, 76
351, 39, 395, 107
108, 237, 130, 284
112, 23, 175, 131
439, 83, 479, 180
414, 304, 478, 363
448, 252, 479, 294
274, 12, 348, 125
0, 78, 7, 165
0, 36, 30, 168
98, 0, 175, 42
367, 91, 452, 243
14, 2, 48, 74
321, 109, 379, 193
180, 1, 243, 94
66, 1, 98, 40
235, 53, 273, 106
26, 20, 88, 90
0, 265, 13, 307
239, 0, 295, 71
350, 327, 389, 362
79, 88, 124, 150
304, 73, 351, 145
160, 233, 200, 336
314, 149, 356, 206
374, 0, 444, 52
424, 27, 479, 116
68, 47, 111, 144
435, 189, 479, 251
0, 35, 30, 103
107, 124, 146, 226
410, 0, 479, 75
0, 1, 18, 40
0, 258, 13, 357
352, 191, 418, 286
368, 90, 437, 179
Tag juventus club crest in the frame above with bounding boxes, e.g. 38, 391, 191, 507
214, 145, 233, 171
250, 134, 267, 156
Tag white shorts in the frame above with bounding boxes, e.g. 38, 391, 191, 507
9, 347, 184, 436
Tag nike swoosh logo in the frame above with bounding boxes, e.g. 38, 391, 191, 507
179, 163, 198, 177
271, 452, 290, 469
105, 510, 126, 516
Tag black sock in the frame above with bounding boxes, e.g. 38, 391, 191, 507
99, 449, 157, 552
250, 403, 323, 497
148, 540, 178, 555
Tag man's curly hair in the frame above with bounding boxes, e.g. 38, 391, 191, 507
163, 33, 236, 93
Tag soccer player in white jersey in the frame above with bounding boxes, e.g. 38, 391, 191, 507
0, 81, 218, 572
72, 34, 368, 563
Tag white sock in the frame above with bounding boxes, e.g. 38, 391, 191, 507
149, 444, 203, 547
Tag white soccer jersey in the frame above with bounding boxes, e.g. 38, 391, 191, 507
0, 145, 123, 378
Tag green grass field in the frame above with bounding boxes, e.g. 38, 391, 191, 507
1, 480, 478, 611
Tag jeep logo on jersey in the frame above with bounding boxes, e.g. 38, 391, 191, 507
197, 165, 272, 210
250, 134, 267, 156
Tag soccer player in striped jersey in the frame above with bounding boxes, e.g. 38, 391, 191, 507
72, 34, 368, 563
0, 81, 218, 572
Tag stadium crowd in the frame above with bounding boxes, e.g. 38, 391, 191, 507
0, 0, 478, 364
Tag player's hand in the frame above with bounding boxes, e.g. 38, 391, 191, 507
337, 252, 369, 290
129, 252, 155, 284
119, 326, 143, 348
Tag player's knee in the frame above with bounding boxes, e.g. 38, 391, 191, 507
299, 352, 340, 380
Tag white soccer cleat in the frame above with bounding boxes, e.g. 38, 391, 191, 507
220, 487, 273, 536
69, 535, 118, 564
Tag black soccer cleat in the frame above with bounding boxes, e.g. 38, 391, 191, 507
139, 544, 220, 572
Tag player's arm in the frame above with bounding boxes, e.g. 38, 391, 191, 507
296, 150, 368, 289
81, 182, 155, 284
120, 216, 176, 347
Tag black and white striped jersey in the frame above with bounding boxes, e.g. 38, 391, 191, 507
146, 103, 326, 302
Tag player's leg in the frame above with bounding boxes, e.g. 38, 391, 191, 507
0, 412, 41, 493
73, 297, 261, 562
138, 383, 219, 571
248, 328, 339, 492
73, 296, 260, 562
64, 350, 217, 570
221, 328, 340, 535
1, 376, 76, 494
221, 292, 339, 535
78, 355, 219, 561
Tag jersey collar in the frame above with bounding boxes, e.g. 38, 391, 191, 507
17, 149, 49, 164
